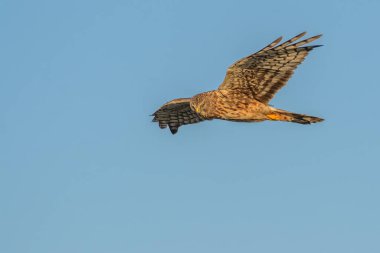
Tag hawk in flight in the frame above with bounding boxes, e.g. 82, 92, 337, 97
152, 32, 324, 134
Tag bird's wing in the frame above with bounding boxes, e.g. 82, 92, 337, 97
218, 32, 322, 104
152, 98, 204, 134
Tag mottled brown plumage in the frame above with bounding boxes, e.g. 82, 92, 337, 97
152, 32, 324, 134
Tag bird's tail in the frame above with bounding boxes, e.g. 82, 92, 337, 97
267, 109, 324, 124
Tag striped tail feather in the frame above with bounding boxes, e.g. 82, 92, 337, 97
267, 110, 324, 124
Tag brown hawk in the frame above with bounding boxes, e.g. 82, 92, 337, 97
152, 32, 324, 134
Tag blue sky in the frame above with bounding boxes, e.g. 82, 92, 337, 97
1, 0, 379, 252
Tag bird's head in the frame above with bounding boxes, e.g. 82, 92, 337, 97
190, 94, 204, 114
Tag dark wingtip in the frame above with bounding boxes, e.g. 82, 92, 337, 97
305, 44, 323, 51
169, 127, 178, 134
169, 124, 179, 134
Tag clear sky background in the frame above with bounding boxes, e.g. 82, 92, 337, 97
1, 0, 379, 252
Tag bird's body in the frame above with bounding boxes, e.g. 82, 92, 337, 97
190, 90, 270, 122
152, 32, 324, 134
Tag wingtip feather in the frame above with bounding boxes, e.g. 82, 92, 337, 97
296, 31, 307, 37
274, 36, 283, 43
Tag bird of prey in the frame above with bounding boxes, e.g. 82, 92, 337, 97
152, 32, 324, 134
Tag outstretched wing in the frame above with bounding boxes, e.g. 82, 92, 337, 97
218, 32, 322, 104
152, 98, 204, 134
